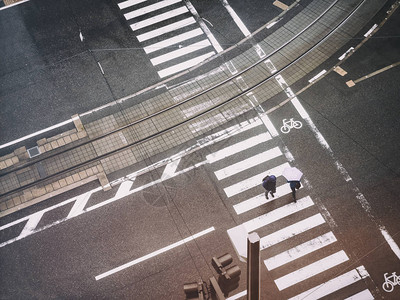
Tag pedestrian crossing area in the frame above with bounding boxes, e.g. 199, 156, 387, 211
207, 119, 374, 299
116, 0, 218, 78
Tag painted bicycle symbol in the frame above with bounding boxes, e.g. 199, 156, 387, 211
280, 118, 303, 134
382, 272, 400, 292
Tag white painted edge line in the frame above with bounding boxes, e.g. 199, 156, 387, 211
308, 69, 327, 83
0, 118, 73, 149
380, 227, 400, 260
95, 226, 215, 280
0, 0, 29, 10
274, 250, 349, 291
220, 0, 251, 36
185, 0, 223, 53
338, 47, 354, 61
364, 24, 377, 37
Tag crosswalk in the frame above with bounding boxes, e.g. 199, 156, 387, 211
208, 121, 374, 299
116, 0, 218, 78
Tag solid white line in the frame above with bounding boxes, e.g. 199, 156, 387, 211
124, 0, 181, 20
185, 0, 223, 53
95, 227, 215, 280
130, 6, 189, 31
223, 162, 290, 198
233, 184, 295, 215
344, 289, 374, 300
214, 147, 282, 180
264, 231, 337, 270
259, 113, 279, 137
288, 266, 369, 300
0, 0, 29, 10
220, 0, 251, 36
67, 192, 93, 219
206, 132, 271, 163
151, 40, 211, 65
158, 52, 214, 78
118, 0, 147, 10
161, 158, 181, 180
137, 17, 196, 42
19, 211, 44, 238
260, 213, 326, 250
380, 227, 400, 260
244, 196, 314, 233
0, 119, 73, 149
144, 28, 203, 54
274, 250, 349, 291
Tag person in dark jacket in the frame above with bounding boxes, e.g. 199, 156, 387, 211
262, 175, 276, 199
288, 180, 301, 202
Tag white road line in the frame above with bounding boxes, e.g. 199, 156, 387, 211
151, 40, 211, 65
288, 266, 369, 300
137, 17, 196, 42
0, 119, 73, 149
220, 0, 251, 36
144, 28, 203, 54
118, 0, 147, 10
114, 180, 134, 199
185, 0, 223, 53
233, 184, 295, 215
274, 250, 349, 291
206, 132, 272, 163
259, 113, 279, 137
380, 227, 400, 260
264, 231, 337, 270
158, 52, 215, 78
244, 196, 314, 233
260, 213, 326, 250
124, 0, 181, 20
19, 211, 45, 238
95, 227, 215, 280
130, 6, 189, 31
226, 290, 247, 299
67, 192, 93, 219
344, 289, 374, 300
161, 158, 181, 180
0, 0, 29, 11
223, 162, 290, 198
214, 147, 282, 180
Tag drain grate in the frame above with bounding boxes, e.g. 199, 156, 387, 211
27, 146, 41, 158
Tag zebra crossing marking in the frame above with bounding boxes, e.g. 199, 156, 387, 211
124, 0, 181, 20
288, 266, 370, 300
223, 162, 290, 197
344, 289, 374, 300
118, 0, 147, 10
264, 231, 337, 270
138, 17, 196, 42
130, 6, 189, 31
214, 147, 282, 180
274, 250, 349, 291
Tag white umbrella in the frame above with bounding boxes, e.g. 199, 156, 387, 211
282, 167, 303, 181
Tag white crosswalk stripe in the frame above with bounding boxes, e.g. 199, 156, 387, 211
207, 122, 374, 299
116, 0, 218, 78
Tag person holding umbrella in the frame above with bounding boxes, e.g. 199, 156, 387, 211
262, 174, 276, 199
282, 167, 303, 202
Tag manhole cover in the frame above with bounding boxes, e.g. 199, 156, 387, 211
27, 146, 41, 158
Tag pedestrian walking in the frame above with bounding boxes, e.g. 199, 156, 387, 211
288, 180, 301, 202
262, 175, 276, 199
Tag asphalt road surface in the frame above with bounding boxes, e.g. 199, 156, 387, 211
1, 0, 400, 299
